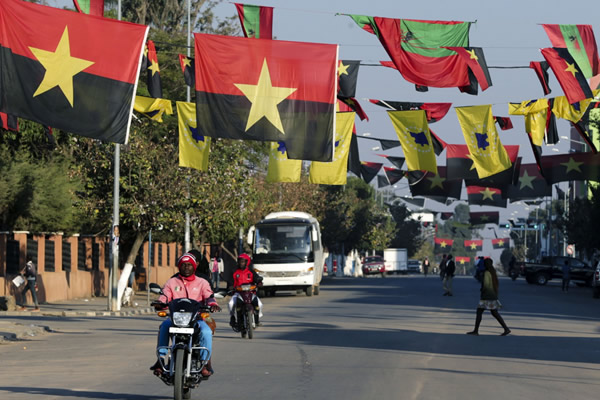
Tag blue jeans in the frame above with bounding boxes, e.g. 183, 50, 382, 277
22, 278, 39, 308
157, 319, 212, 360
211, 271, 220, 290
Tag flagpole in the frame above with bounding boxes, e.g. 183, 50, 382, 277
109, 0, 123, 312
184, 0, 192, 252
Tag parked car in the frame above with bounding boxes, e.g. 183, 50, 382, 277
362, 256, 386, 277
519, 256, 594, 286
592, 261, 600, 298
407, 259, 421, 274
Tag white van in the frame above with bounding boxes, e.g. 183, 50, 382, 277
247, 211, 324, 296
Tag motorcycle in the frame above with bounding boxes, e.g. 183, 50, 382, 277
150, 283, 216, 400
230, 283, 258, 339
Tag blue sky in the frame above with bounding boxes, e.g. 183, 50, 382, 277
47, 0, 599, 252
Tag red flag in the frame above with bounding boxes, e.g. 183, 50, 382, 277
434, 237, 454, 253
529, 61, 552, 95
464, 240, 483, 252
492, 238, 510, 250
541, 47, 593, 104
444, 47, 492, 92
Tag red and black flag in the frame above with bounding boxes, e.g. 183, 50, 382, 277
360, 161, 383, 184
434, 237, 454, 253
492, 238, 510, 250
377, 175, 390, 188
408, 166, 462, 203
347, 132, 361, 177
469, 212, 499, 226
494, 116, 513, 130
440, 212, 454, 220
348, 15, 472, 88
383, 167, 405, 184
235, 3, 273, 39
0, 0, 148, 144
541, 47, 593, 104
455, 256, 471, 266
178, 54, 195, 88
0, 112, 19, 131
338, 97, 369, 121
542, 24, 600, 78
446, 144, 479, 180
368, 99, 452, 123
466, 186, 507, 208
377, 154, 405, 169
529, 61, 552, 95
194, 33, 337, 162
506, 163, 553, 201
338, 60, 360, 98
464, 239, 483, 252
540, 152, 600, 184
145, 40, 162, 98
444, 47, 492, 94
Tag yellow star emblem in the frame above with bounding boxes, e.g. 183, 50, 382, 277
148, 59, 160, 76
470, 242, 478, 250
466, 49, 478, 60
459, 259, 466, 265
561, 157, 583, 173
479, 187, 496, 200
182, 57, 191, 68
518, 170, 536, 190
440, 241, 447, 248
29, 26, 95, 107
235, 59, 297, 134
565, 62, 579, 77
497, 240, 504, 246
480, 215, 490, 221
427, 173, 445, 189
338, 61, 350, 76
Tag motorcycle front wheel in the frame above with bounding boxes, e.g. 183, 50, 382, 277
174, 348, 186, 400
247, 309, 254, 339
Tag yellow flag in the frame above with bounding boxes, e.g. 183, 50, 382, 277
134, 95, 173, 122
266, 142, 302, 183
552, 95, 593, 123
387, 110, 437, 174
508, 98, 548, 146
456, 105, 511, 179
309, 112, 355, 185
177, 101, 210, 171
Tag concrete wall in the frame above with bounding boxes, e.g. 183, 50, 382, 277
0, 232, 180, 304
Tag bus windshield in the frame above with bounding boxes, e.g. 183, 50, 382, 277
253, 223, 313, 263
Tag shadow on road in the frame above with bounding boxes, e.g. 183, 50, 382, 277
0, 387, 166, 400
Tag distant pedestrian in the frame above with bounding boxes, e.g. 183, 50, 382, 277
442, 254, 455, 296
20, 258, 40, 311
423, 256, 430, 277
439, 254, 447, 281
562, 259, 570, 293
211, 254, 224, 291
467, 258, 511, 336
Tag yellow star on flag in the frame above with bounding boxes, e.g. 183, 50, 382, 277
519, 170, 536, 190
427, 173, 445, 189
565, 62, 579, 77
467, 49, 478, 60
235, 59, 297, 134
29, 26, 95, 107
470, 242, 477, 250
182, 57, 191, 68
338, 61, 350, 76
479, 187, 496, 200
561, 157, 583, 173
440, 241, 447, 248
148, 59, 160, 76
480, 215, 489, 221
497, 240, 505, 246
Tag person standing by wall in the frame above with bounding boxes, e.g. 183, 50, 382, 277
442, 254, 455, 296
423, 256, 430, 277
20, 258, 40, 311
467, 258, 511, 336
211, 251, 224, 291
439, 254, 447, 281
562, 259, 571, 293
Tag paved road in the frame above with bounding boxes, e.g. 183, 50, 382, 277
1, 275, 599, 400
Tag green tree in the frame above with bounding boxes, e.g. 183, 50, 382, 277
387, 201, 422, 255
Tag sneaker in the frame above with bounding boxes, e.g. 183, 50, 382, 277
32, 308, 40, 312
149, 360, 163, 375
466, 331, 479, 335
200, 367, 212, 377
18, 306, 27, 311
500, 329, 511, 336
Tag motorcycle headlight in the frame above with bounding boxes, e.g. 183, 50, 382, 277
172, 312, 193, 327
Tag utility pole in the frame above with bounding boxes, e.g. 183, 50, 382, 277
184, 0, 192, 252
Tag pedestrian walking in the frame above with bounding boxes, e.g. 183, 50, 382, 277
467, 258, 511, 336
423, 256, 430, 277
562, 259, 570, 292
439, 254, 447, 281
442, 254, 455, 296
20, 258, 40, 311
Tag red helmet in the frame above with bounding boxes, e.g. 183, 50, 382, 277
238, 253, 251, 267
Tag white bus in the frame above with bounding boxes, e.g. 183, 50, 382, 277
247, 211, 324, 296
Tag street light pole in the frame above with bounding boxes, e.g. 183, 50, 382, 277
184, 0, 192, 252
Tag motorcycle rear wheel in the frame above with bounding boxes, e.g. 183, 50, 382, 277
247, 310, 254, 339
174, 348, 186, 400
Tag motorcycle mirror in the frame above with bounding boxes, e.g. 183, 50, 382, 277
149, 283, 163, 295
